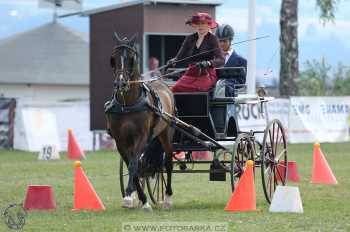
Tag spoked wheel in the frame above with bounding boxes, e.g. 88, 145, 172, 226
231, 133, 255, 191
146, 153, 167, 205
119, 159, 145, 198
146, 171, 167, 205
261, 119, 287, 203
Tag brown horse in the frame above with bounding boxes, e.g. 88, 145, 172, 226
105, 33, 175, 212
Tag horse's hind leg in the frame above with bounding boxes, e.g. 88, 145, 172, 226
158, 128, 174, 209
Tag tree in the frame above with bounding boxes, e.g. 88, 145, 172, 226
279, 0, 339, 97
297, 58, 331, 96
279, 0, 298, 97
297, 58, 350, 96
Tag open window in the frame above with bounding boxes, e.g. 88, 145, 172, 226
143, 34, 187, 71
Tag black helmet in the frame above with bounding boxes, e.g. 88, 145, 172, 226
215, 24, 234, 40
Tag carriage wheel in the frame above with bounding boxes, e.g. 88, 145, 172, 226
231, 133, 255, 191
261, 119, 287, 204
146, 153, 167, 205
119, 159, 145, 198
146, 171, 167, 205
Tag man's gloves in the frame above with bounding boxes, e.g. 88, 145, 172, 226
195, 61, 212, 68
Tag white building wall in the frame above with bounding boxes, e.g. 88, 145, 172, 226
0, 84, 89, 103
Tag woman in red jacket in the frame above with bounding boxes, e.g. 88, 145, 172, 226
170, 12, 225, 92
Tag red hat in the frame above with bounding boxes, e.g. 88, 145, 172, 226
186, 12, 218, 29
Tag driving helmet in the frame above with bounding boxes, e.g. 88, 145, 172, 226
215, 24, 234, 40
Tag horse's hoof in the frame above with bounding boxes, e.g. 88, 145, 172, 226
122, 196, 134, 208
142, 202, 153, 213
163, 195, 172, 209
122, 195, 138, 209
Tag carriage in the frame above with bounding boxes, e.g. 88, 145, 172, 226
119, 67, 288, 205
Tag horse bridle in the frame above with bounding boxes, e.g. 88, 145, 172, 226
111, 43, 138, 93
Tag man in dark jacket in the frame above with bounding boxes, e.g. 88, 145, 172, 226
215, 24, 247, 97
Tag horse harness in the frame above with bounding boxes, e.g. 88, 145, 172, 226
104, 83, 162, 116
104, 83, 164, 146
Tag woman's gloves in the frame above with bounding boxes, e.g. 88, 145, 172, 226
195, 61, 212, 68
167, 59, 212, 68
167, 58, 177, 67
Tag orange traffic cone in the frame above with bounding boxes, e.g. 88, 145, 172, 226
67, 128, 85, 160
311, 143, 337, 184
224, 160, 256, 212
72, 161, 106, 211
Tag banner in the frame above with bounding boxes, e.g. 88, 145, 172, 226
236, 103, 267, 142
14, 101, 93, 151
266, 99, 289, 129
0, 98, 16, 149
22, 108, 61, 151
289, 97, 350, 143
236, 99, 289, 142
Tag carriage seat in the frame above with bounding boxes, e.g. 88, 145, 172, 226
214, 67, 247, 98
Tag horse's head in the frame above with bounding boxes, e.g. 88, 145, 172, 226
110, 32, 139, 92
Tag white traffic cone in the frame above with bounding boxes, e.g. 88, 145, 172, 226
269, 186, 303, 213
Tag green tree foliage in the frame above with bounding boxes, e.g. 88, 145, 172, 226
297, 59, 350, 96
316, 0, 339, 24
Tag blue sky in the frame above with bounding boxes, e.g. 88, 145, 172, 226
0, 0, 349, 77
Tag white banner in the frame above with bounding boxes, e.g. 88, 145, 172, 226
266, 99, 289, 130
236, 99, 290, 142
22, 108, 61, 151
236, 103, 267, 142
289, 97, 350, 143
267, 98, 290, 141
14, 101, 93, 151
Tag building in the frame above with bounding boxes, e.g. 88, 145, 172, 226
0, 22, 89, 103
83, 0, 222, 130
0, 22, 92, 151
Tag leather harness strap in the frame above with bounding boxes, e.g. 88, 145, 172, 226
105, 83, 164, 144
104, 83, 162, 115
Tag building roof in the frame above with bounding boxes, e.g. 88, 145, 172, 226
82, 0, 222, 16
0, 22, 89, 85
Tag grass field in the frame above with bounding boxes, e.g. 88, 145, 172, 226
0, 143, 349, 232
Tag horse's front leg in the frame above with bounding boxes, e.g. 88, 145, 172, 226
122, 156, 138, 208
164, 151, 173, 209
133, 176, 152, 212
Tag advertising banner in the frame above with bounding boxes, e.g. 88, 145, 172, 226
289, 97, 350, 143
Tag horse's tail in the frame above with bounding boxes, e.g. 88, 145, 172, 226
139, 137, 164, 177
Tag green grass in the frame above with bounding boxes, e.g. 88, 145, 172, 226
0, 143, 350, 232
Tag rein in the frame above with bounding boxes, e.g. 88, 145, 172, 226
127, 68, 188, 84
141, 35, 270, 77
